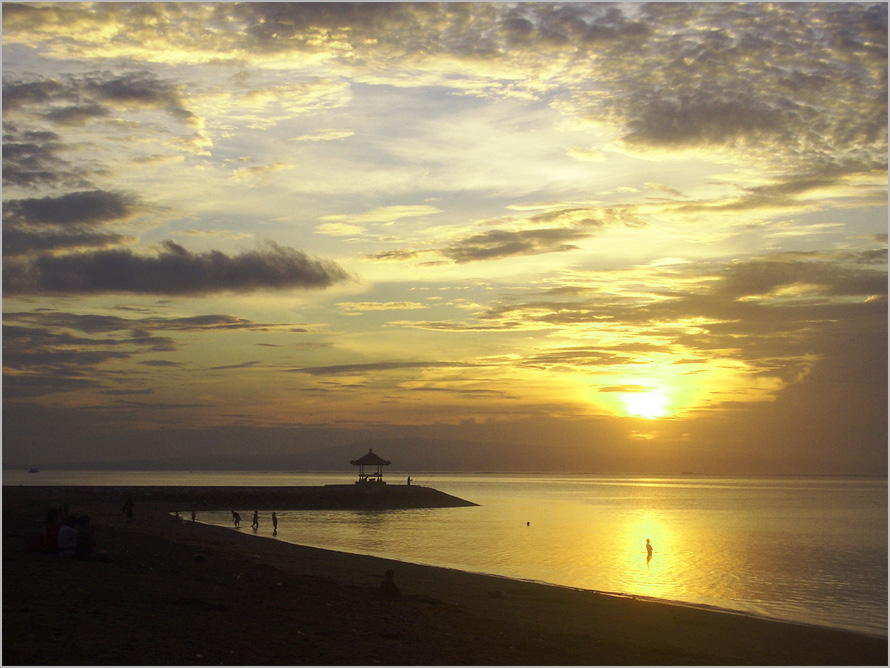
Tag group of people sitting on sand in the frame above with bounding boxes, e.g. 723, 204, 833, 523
35, 507, 110, 561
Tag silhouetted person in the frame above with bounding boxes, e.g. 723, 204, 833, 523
646, 538, 653, 560
122, 497, 134, 523
58, 515, 78, 557
75, 515, 110, 562
251, 511, 259, 530
407, 476, 411, 486
231, 510, 241, 527
191, 509, 196, 523
272, 512, 278, 535
44, 508, 62, 552
380, 569, 401, 598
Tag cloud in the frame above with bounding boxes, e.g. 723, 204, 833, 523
607, 3, 888, 171
717, 254, 888, 299
294, 129, 354, 142
1, 321, 176, 399
4, 70, 198, 127
3, 227, 132, 257
4, 189, 141, 227
320, 205, 442, 225
230, 162, 294, 184
2, 189, 144, 257
442, 227, 590, 263
1, 125, 88, 188
336, 301, 427, 314
4, 311, 295, 334
369, 206, 629, 265
3, 240, 351, 295
290, 361, 478, 376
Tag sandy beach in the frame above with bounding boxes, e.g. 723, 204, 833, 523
3, 486, 886, 666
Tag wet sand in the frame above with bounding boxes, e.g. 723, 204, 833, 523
3, 485, 886, 665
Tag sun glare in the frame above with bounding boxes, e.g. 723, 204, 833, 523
622, 391, 669, 419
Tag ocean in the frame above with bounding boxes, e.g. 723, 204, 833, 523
6, 470, 886, 637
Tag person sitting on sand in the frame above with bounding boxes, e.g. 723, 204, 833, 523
58, 515, 78, 558
380, 569, 401, 598
44, 508, 63, 552
75, 515, 110, 562
251, 511, 259, 530
232, 510, 241, 527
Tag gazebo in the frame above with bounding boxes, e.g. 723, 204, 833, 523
350, 448, 391, 484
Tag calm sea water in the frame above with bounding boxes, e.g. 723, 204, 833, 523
6, 470, 886, 637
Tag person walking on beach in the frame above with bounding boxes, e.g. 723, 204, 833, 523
232, 511, 241, 528
646, 538, 653, 560
271, 512, 278, 535
251, 510, 259, 530
380, 569, 401, 598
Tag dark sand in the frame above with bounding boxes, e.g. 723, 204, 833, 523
3, 486, 886, 666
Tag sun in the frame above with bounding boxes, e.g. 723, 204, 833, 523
622, 391, 669, 419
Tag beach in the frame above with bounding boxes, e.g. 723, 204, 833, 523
3, 486, 886, 666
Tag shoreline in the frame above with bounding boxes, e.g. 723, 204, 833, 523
271, 539, 890, 641
201, 515, 886, 641
4, 485, 887, 665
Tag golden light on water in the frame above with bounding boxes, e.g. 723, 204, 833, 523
618, 509, 677, 600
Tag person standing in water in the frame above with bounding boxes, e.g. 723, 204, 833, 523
271, 512, 278, 535
646, 538, 653, 560
251, 510, 259, 530
232, 511, 241, 528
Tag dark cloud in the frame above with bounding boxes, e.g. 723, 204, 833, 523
4, 240, 350, 295
374, 208, 617, 265
2, 189, 142, 258
1, 125, 86, 188
3, 227, 131, 257
1, 308, 310, 401
82, 70, 199, 127
2, 78, 65, 110
3, 70, 198, 128
4, 190, 140, 227
1, 321, 176, 399
4, 311, 301, 334
443, 228, 589, 263
367, 249, 422, 262
622, 93, 784, 147
592, 2, 888, 174
43, 101, 110, 126
717, 256, 888, 299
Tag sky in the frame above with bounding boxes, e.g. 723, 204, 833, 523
2, 2, 887, 474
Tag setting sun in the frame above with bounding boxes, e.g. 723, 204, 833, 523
622, 390, 670, 419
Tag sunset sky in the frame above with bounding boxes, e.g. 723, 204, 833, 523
3, 2, 887, 474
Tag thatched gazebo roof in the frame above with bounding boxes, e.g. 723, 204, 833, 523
350, 448, 391, 467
